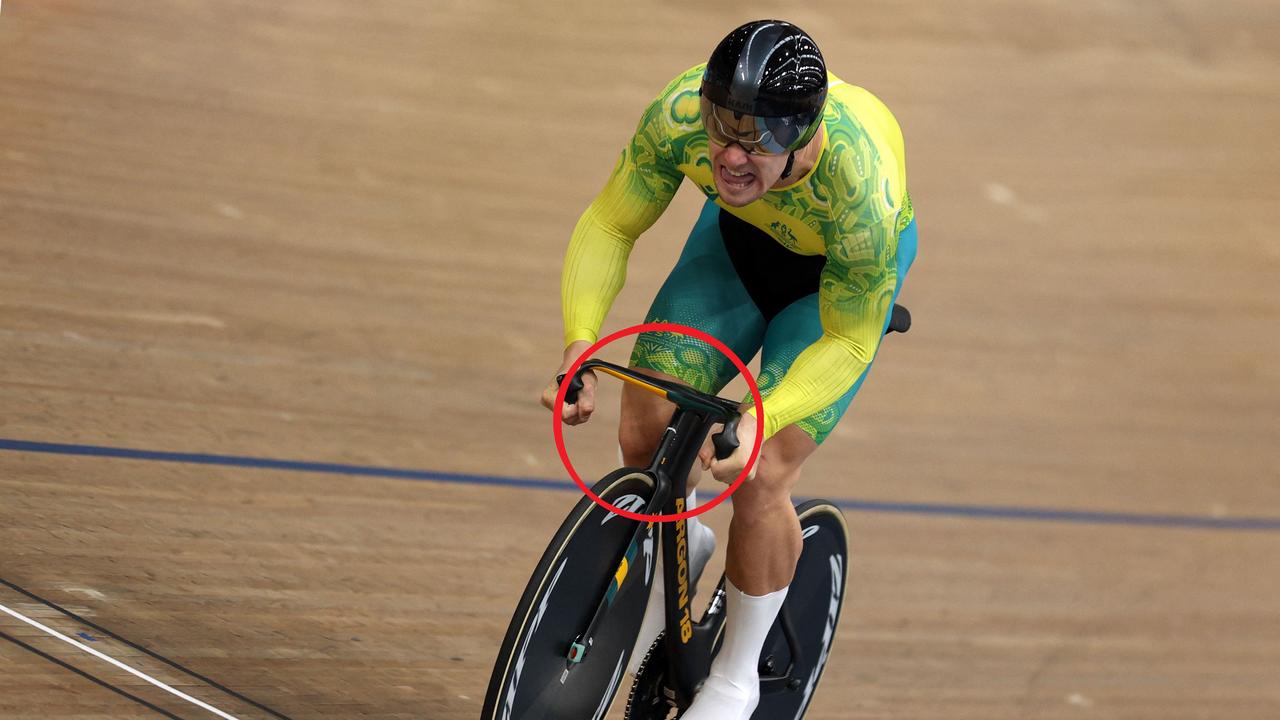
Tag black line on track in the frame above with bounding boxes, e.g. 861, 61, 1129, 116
0, 577, 294, 720
0, 629, 187, 719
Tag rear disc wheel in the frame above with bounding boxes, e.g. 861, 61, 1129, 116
750, 500, 850, 719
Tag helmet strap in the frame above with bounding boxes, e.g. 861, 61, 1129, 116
781, 151, 796, 179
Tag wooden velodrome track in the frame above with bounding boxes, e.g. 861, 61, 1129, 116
1, 1, 1277, 718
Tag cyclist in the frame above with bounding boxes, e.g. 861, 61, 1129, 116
540, 19, 917, 719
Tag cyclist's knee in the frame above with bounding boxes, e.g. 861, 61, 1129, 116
618, 417, 659, 466
619, 368, 685, 466
619, 396, 668, 466
737, 463, 801, 510
734, 429, 814, 508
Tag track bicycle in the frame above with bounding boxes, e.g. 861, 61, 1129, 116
482, 305, 911, 720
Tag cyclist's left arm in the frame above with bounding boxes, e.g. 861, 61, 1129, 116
749, 212, 899, 440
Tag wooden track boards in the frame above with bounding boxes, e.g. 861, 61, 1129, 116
2, 1, 1278, 717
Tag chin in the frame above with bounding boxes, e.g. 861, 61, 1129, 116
714, 182, 763, 207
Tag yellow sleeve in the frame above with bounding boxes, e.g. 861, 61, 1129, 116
561, 95, 685, 346
756, 216, 897, 439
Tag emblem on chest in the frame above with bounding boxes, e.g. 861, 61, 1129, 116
769, 220, 800, 251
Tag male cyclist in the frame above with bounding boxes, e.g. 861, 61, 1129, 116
540, 19, 917, 719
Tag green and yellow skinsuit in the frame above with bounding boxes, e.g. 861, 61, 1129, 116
561, 64, 917, 443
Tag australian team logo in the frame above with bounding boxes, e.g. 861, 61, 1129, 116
770, 220, 800, 250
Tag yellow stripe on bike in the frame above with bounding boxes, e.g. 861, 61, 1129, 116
596, 367, 670, 400
613, 556, 629, 586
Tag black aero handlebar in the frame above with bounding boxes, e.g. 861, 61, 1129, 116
556, 359, 744, 461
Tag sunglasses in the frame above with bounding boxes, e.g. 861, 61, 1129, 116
700, 96, 818, 156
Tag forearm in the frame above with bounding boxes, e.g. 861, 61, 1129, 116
561, 201, 637, 346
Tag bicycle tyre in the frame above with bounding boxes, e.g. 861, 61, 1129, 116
751, 499, 850, 720
482, 468, 659, 720
624, 500, 850, 720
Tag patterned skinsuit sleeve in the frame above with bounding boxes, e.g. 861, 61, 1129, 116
752, 184, 901, 440
561, 92, 685, 346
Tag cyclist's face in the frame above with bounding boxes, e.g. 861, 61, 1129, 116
708, 140, 791, 207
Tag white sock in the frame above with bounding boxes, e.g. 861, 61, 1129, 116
681, 579, 788, 719
712, 579, 788, 686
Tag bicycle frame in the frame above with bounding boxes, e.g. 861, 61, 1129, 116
559, 360, 772, 708
546, 306, 910, 715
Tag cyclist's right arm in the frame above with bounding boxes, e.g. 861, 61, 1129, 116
560, 96, 685, 347
544, 87, 685, 423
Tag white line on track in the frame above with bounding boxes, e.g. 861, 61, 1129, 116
0, 601, 241, 719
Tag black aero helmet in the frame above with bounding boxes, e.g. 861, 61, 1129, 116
700, 20, 827, 157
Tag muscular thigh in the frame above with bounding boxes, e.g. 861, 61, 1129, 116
618, 368, 684, 465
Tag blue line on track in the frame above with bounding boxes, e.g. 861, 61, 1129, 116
2, 438, 1278, 532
